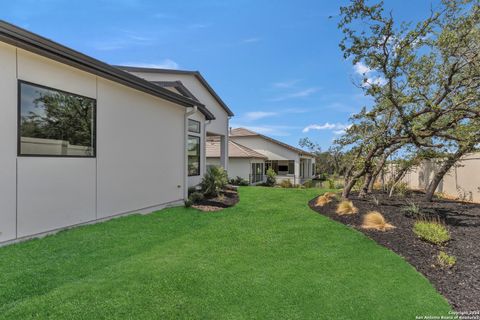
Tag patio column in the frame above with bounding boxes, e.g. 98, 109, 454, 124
220, 134, 228, 171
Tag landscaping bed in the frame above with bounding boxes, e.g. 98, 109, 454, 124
309, 191, 480, 311
192, 187, 239, 212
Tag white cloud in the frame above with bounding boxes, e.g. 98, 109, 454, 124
270, 87, 319, 101
354, 62, 371, 75
302, 123, 350, 133
244, 111, 277, 121
353, 62, 386, 87
241, 37, 261, 44
272, 79, 301, 88
122, 59, 179, 70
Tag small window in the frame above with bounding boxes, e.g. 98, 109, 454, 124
188, 135, 200, 176
188, 119, 201, 133
18, 81, 96, 157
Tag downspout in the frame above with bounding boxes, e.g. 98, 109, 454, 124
184, 106, 198, 200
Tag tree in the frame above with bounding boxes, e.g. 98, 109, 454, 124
336, 0, 480, 200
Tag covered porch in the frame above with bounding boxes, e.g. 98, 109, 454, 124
265, 158, 315, 186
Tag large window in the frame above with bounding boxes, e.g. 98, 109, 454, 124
188, 135, 200, 176
18, 81, 96, 157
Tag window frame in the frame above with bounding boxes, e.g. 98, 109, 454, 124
188, 119, 201, 133
187, 135, 201, 176
17, 80, 97, 158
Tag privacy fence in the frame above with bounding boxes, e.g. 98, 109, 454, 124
400, 152, 480, 202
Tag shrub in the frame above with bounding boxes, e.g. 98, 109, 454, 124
189, 192, 204, 204
327, 178, 335, 189
336, 200, 358, 215
372, 181, 383, 190
315, 195, 331, 207
394, 182, 409, 196
303, 180, 314, 188
201, 166, 228, 197
265, 168, 277, 187
361, 211, 395, 231
437, 251, 456, 268
279, 179, 293, 188
317, 173, 328, 181
229, 176, 249, 186
402, 200, 423, 218
413, 218, 450, 245
184, 199, 193, 208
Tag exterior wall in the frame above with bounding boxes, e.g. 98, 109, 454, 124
0, 42, 18, 242
126, 71, 229, 137
96, 78, 185, 218
0, 44, 189, 244
206, 157, 265, 184
399, 153, 480, 202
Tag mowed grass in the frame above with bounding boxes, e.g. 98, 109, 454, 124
0, 187, 450, 319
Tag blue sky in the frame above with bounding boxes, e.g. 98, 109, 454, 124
1, 0, 436, 150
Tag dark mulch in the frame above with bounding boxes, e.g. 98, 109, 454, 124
309, 191, 480, 311
192, 187, 239, 212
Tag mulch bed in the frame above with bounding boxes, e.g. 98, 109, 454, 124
192, 187, 239, 212
309, 191, 480, 311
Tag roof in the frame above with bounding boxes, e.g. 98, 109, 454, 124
229, 127, 316, 158
152, 81, 199, 102
206, 138, 267, 159
116, 65, 235, 117
0, 20, 215, 120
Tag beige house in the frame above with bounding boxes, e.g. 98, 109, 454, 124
220, 128, 316, 185
206, 137, 267, 184
0, 21, 232, 245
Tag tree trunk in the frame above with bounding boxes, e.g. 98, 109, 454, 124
388, 166, 409, 197
424, 142, 475, 201
359, 172, 373, 198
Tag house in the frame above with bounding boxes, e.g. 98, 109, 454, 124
206, 137, 267, 184
228, 128, 316, 185
0, 21, 232, 244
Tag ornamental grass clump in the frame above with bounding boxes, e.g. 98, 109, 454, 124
323, 192, 337, 200
335, 200, 358, 215
315, 195, 331, 207
437, 251, 456, 268
413, 218, 450, 245
361, 211, 395, 231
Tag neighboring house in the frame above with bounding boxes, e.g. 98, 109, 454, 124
0, 21, 231, 244
228, 128, 316, 185
206, 137, 267, 184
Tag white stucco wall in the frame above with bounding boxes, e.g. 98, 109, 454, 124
125, 71, 230, 137
0, 44, 192, 244
229, 136, 300, 162
0, 42, 18, 242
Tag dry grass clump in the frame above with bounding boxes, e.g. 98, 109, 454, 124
361, 211, 395, 231
335, 200, 358, 215
323, 192, 338, 200
315, 195, 331, 207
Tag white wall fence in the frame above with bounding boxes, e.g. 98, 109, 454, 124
399, 153, 480, 202
21, 137, 91, 156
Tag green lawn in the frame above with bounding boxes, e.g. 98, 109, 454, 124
0, 187, 450, 319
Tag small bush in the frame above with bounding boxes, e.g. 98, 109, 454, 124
279, 179, 293, 188
437, 251, 456, 268
394, 182, 409, 196
303, 180, 314, 188
413, 218, 450, 245
336, 200, 358, 215
265, 168, 277, 187
361, 211, 395, 231
372, 181, 382, 190
229, 176, 249, 186
402, 200, 423, 218
317, 173, 328, 181
184, 200, 193, 208
371, 196, 380, 206
315, 195, 331, 207
327, 178, 335, 189
202, 166, 228, 197
189, 192, 204, 204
